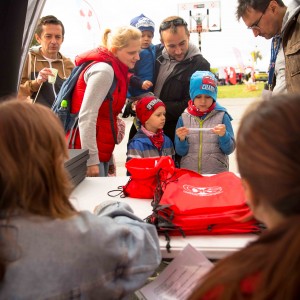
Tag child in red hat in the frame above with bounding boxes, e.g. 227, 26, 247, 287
126, 95, 175, 162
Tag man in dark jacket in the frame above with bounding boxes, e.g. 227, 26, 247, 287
127, 16, 210, 150
154, 16, 210, 144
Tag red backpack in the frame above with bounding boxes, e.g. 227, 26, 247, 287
122, 156, 175, 199
146, 169, 260, 238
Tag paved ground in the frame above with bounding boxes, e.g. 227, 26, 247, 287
114, 97, 258, 176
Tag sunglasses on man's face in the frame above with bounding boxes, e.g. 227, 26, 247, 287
159, 18, 188, 32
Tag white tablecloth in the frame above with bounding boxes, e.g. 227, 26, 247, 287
70, 176, 258, 259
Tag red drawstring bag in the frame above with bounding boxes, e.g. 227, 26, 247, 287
146, 170, 260, 238
122, 156, 175, 199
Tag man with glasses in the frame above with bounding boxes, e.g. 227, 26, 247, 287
236, 0, 300, 94
153, 16, 210, 147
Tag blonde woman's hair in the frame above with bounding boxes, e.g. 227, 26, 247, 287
0, 100, 76, 219
102, 25, 141, 51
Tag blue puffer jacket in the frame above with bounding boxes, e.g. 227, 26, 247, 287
127, 130, 175, 162
128, 44, 156, 97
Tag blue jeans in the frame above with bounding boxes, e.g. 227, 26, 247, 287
99, 162, 109, 177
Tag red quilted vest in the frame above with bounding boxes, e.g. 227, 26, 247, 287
70, 47, 128, 162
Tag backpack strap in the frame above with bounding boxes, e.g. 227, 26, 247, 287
27, 52, 32, 79
68, 116, 79, 149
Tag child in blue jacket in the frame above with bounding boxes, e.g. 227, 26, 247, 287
127, 95, 174, 162
175, 71, 235, 174
128, 14, 156, 97
122, 14, 157, 140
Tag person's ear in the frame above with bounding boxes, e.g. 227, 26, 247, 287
35, 33, 42, 44
269, 0, 278, 14
111, 47, 117, 56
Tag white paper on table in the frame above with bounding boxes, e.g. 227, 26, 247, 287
135, 244, 213, 300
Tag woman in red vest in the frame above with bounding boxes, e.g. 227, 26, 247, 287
70, 26, 141, 177
188, 94, 300, 300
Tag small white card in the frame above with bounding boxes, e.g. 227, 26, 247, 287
136, 244, 213, 300
188, 128, 213, 132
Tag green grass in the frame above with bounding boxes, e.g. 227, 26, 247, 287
218, 82, 264, 98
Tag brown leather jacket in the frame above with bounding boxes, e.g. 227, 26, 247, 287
282, 5, 300, 93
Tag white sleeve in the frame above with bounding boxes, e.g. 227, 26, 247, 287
78, 62, 114, 166
272, 47, 287, 94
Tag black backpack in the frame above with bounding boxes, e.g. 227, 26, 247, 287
52, 61, 117, 147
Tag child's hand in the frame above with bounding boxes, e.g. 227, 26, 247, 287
176, 127, 189, 141
87, 165, 100, 177
142, 80, 153, 90
213, 124, 226, 137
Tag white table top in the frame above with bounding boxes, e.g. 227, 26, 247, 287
70, 176, 258, 259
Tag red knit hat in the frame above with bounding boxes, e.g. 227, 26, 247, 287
136, 96, 165, 125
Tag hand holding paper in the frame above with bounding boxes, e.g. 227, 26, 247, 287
136, 244, 213, 300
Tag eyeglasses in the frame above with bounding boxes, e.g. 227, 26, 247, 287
247, 2, 269, 30
159, 18, 188, 33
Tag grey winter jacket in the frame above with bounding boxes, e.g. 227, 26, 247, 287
0, 202, 161, 299
175, 102, 236, 174
181, 111, 229, 174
